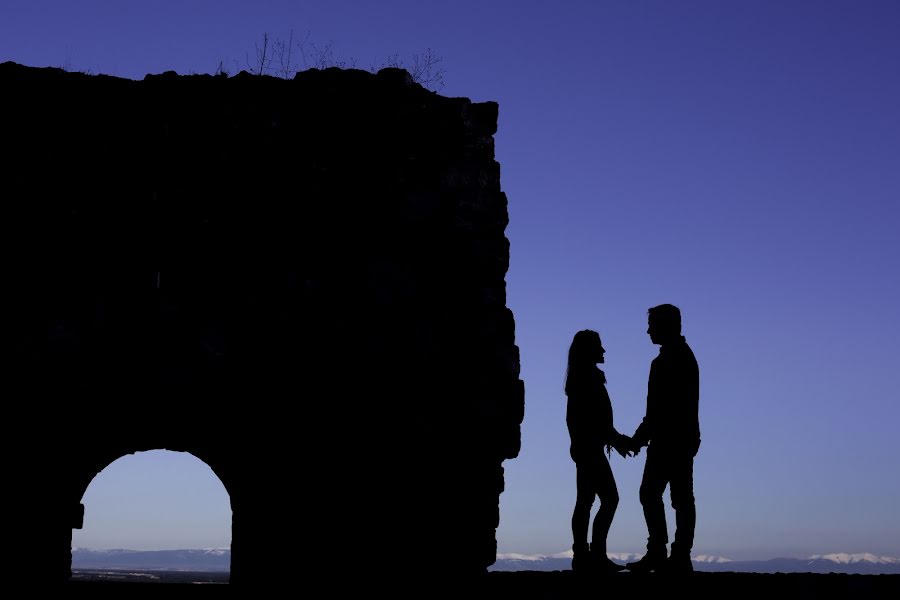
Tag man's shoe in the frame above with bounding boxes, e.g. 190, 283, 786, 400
660, 552, 693, 574
625, 550, 667, 572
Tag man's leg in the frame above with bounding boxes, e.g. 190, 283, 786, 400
627, 449, 668, 571
669, 454, 696, 558
640, 449, 669, 553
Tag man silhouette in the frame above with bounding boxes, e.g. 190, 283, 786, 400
626, 304, 700, 573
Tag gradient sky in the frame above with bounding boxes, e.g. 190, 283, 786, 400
5, 1, 898, 560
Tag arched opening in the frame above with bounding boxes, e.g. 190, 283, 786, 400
72, 450, 232, 584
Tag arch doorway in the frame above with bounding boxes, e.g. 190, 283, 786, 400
72, 450, 232, 584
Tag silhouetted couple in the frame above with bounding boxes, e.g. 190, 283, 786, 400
566, 304, 700, 574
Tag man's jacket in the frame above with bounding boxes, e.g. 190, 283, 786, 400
633, 336, 700, 454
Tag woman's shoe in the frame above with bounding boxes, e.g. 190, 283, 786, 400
594, 555, 626, 573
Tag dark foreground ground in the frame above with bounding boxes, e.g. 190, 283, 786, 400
64, 570, 900, 598
72, 569, 228, 584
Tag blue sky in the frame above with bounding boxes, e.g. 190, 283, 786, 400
5, 1, 898, 560
73, 451, 232, 550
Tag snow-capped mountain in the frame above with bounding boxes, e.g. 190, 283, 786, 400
692, 554, 733, 563
491, 551, 900, 574
72, 548, 231, 571
810, 553, 899, 565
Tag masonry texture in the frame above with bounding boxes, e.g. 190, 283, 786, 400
4, 61, 524, 584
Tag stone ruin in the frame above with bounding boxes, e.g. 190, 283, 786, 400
3, 61, 523, 584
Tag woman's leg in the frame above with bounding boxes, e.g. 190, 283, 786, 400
572, 462, 597, 549
591, 456, 619, 555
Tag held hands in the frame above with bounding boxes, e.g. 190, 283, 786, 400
611, 434, 635, 459
627, 435, 642, 456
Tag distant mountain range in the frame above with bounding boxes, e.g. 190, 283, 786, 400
491, 552, 900, 575
71, 548, 899, 575
72, 548, 231, 572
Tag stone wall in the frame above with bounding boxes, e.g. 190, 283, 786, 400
3, 61, 523, 584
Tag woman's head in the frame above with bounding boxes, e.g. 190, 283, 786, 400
569, 329, 604, 366
566, 329, 604, 393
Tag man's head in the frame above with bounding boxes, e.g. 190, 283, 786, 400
647, 304, 682, 345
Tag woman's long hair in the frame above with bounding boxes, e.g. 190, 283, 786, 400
565, 329, 601, 395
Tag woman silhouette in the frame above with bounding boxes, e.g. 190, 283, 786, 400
566, 329, 631, 572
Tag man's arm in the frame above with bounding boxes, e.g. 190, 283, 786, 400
631, 359, 659, 451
